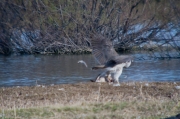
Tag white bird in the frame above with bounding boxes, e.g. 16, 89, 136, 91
78, 60, 88, 67
91, 34, 133, 86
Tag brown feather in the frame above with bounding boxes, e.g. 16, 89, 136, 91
91, 34, 119, 65
92, 65, 105, 70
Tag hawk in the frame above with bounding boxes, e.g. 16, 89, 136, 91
91, 34, 133, 86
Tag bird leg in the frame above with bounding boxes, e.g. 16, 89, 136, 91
112, 68, 123, 86
113, 78, 120, 86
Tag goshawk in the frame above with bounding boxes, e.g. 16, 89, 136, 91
91, 34, 133, 86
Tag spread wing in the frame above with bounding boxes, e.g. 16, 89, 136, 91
113, 55, 132, 64
91, 34, 119, 65
104, 55, 133, 68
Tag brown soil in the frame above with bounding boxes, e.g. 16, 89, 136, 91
1, 82, 180, 109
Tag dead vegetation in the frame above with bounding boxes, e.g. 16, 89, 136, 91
0, 82, 180, 118
0, 0, 180, 57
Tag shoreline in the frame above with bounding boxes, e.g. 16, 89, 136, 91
1, 82, 180, 108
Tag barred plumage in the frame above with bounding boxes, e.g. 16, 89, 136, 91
91, 34, 133, 86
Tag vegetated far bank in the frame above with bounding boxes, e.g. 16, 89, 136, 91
0, 82, 180, 118
0, 0, 180, 58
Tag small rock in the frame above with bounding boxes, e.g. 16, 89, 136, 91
58, 88, 65, 91
145, 83, 149, 87
36, 85, 41, 87
175, 86, 180, 90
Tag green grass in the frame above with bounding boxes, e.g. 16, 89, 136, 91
1, 100, 179, 119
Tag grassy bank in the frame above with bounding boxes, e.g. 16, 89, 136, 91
1, 100, 179, 119
0, 82, 180, 118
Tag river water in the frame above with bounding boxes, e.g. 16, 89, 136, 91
0, 54, 180, 87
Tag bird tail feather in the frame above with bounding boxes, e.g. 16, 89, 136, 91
92, 65, 105, 70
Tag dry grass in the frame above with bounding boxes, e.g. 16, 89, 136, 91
0, 82, 180, 119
